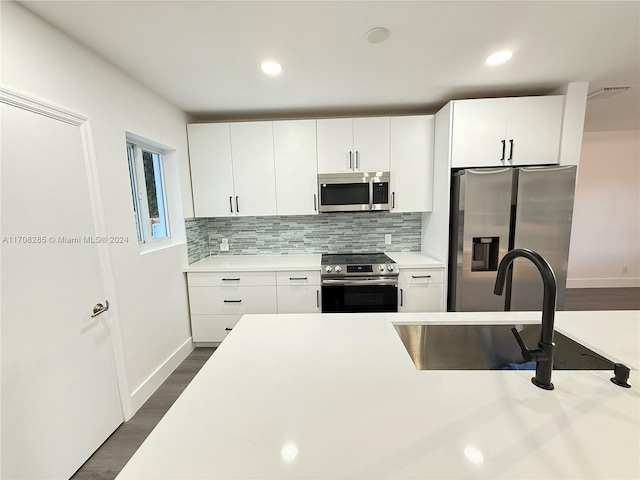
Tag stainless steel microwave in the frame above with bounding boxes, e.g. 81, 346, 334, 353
318, 172, 391, 213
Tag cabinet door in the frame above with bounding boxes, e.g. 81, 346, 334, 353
273, 120, 319, 215
316, 118, 354, 173
353, 117, 390, 172
390, 115, 434, 212
187, 123, 235, 217
506, 96, 564, 166
451, 98, 508, 168
398, 284, 444, 312
229, 122, 277, 216
277, 286, 321, 313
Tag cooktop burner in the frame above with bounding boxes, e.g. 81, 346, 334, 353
321, 253, 398, 276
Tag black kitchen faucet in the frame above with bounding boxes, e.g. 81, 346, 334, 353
494, 248, 557, 390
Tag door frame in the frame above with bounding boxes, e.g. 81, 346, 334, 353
1, 86, 133, 419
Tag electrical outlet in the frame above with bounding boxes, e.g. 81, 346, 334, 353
385, 234, 392, 245
220, 238, 229, 252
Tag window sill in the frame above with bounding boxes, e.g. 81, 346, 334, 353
139, 239, 185, 256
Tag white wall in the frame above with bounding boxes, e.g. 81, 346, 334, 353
567, 130, 640, 288
1, 2, 194, 415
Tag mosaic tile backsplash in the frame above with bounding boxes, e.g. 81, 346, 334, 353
186, 212, 422, 263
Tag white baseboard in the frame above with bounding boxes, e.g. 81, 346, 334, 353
566, 277, 640, 288
128, 337, 194, 418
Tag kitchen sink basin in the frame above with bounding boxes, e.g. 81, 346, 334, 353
393, 323, 613, 370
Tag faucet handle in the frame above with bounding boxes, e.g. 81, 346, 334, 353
511, 327, 533, 362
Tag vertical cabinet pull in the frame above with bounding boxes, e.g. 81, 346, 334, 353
355, 151, 360, 169
400, 288, 404, 307
508, 139, 514, 161
235, 196, 239, 213
349, 151, 353, 170
229, 196, 234, 213
500, 139, 506, 161
392, 192, 395, 209
314, 193, 317, 212
317, 289, 320, 309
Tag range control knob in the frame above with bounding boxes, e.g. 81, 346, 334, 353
335, 266, 342, 273
378, 265, 385, 272
387, 264, 394, 272
325, 266, 333, 273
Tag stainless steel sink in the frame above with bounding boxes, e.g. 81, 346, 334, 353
393, 323, 613, 370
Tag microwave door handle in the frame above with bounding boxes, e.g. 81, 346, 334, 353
369, 180, 374, 210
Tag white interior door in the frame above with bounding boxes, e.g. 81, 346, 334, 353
1, 101, 123, 479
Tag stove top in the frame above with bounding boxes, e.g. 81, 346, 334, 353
321, 252, 398, 276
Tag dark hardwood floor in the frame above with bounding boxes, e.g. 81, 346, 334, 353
71, 287, 639, 479
71, 347, 216, 480
563, 287, 640, 311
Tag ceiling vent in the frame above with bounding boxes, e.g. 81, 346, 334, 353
587, 86, 632, 99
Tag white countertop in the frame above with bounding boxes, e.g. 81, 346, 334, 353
185, 254, 322, 272
117, 310, 639, 479
185, 252, 444, 272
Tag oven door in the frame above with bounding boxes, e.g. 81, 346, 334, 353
321, 277, 398, 313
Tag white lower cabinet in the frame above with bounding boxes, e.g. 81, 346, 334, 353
187, 271, 277, 343
276, 271, 321, 313
398, 268, 445, 312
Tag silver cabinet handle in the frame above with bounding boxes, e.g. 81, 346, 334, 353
235, 196, 239, 213
229, 196, 234, 213
223, 299, 242, 303
355, 151, 359, 169
91, 300, 109, 318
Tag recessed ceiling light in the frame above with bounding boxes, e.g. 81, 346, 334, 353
261, 61, 282, 76
365, 27, 390, 44
486, 50, 513, 65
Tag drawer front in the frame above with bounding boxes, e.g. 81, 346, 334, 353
276, 270, 321, 286
277, 285, 321, 313
399, 284, 444, 312
398, 268, 444, 285
191, 314, 241, 342
189, 286, 277, 314
187, 271, 276, 287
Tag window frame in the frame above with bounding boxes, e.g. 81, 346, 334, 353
126, 141, 171, 247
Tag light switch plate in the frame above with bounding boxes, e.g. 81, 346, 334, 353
385, 234, 392, 245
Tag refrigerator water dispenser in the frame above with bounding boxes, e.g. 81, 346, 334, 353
472, 237, 500, 271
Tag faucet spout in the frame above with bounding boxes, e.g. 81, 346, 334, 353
494, 248, 558, 390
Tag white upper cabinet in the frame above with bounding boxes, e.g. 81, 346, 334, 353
450, 96, 564, 168
389, 115, 434, 212
188, 122, 277, 217
273, 119, 318, 215
229, 122, 277, 216
317, 117, 390, 173
187, 123, 235, 217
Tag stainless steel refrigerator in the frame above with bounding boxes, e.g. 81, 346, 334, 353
448, 165, 577, 312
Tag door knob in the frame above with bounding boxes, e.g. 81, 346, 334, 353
91, 300, 110, 318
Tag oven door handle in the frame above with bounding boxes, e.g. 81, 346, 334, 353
322, 277, 398, 286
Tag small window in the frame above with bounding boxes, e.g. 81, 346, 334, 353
126, 142, 170, 244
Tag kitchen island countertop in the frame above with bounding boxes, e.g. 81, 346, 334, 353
117, 310, 639, 479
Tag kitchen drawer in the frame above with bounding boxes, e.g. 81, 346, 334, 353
188, 285, 277, 315
276, 270, 321, 286
191, 314, 241, 343
398, 268, 444, 285
187, 271, 276, 287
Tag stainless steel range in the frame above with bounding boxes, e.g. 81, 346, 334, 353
321, 253, 399, 313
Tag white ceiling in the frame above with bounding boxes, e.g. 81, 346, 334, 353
18, 0, 640, 131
